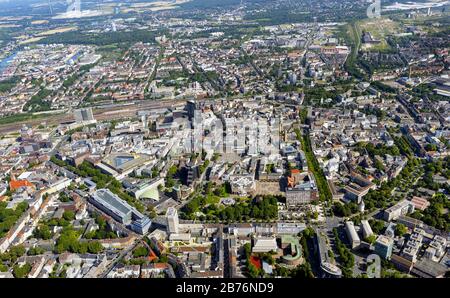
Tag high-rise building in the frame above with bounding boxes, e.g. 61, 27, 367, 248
182, 164, 199, 186
141, 114, 148, 129
288, 72, 297, 85
360, 220, 373, 239
166, 207, 179, 234
345, 221, 361, 249
74, 107, 94, 123
374, 235, 394, 260
186, 100, 197, 120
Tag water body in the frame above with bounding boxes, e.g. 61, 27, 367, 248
0, 51, 18, 75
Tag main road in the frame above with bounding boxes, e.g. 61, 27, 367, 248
98, 237, 141, 278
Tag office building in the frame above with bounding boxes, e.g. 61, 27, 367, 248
90, 189, 133, 224
360, 220, 373, 240
166, 207, 179, 234
345, 221, 361, 249
123, 178, 164, 201
383, 199, 415, 221
396, 215, 423, 229
285, 172, 318, 207
131, 217, 152, 235
288, 72, 297, 85
186, 100, 197, 120
252, 236, 278, 253
74, 108, 94, 123
374, 235, 394, 260
90, 189, 149, 232
182, 164, 199, 186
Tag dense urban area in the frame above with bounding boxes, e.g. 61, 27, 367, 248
0, 0, 449, 279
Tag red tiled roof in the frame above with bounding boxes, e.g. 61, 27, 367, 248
411, 196, 430, 211
148, 249, 158, 262
153, 263, 168, 269
9, 179, 34, 191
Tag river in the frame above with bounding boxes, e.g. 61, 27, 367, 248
0, 51, 18, 75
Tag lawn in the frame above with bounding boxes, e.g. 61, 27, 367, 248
357, 18, 400, 52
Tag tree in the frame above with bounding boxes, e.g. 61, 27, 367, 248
425, 144, 438, 152
166, 177, 175, 188
159, 254, 168, 263
8, 245, 26, 262
365, 235, 377, 244
13, 263, 32, 278
58, 192, 71, 202
333, 228, 354, 276
33, 224, 52, 240
418, 193, 449, 231
374, 159, 385, 171
369, 219, 385, 234
87, 241, 103, 254
328, 250, 335, 260
275, 265, 290, 277
302, 227, 315, 239
381, 268, 409, 278
133, 246, 149, 258
59, 269, 67, 278
167, 165, 178, 177
247, 263, 261, 278
147, 206, 157, 219
27, 246, 45, 256
243, 243, 252, 259
0, 202, 29, 238
77, 242, 88, 254
292, 263, 314, 278
63, 210, 75, 221
0, 263, 8, 272
54, 228, 81, 254
261, 253, 275, 265
213, 184, 228, 197
333, 202, 352, 217
394, 224, 407, 237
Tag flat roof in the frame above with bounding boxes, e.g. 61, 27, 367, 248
93, 189, 133, 217
376, 235, 393, 246
412, 259, 447, 278
166, 207, 177, 217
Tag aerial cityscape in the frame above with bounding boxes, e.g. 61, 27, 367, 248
0, 0, 449, 280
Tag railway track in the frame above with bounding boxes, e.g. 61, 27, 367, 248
0, 99, 186, 135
